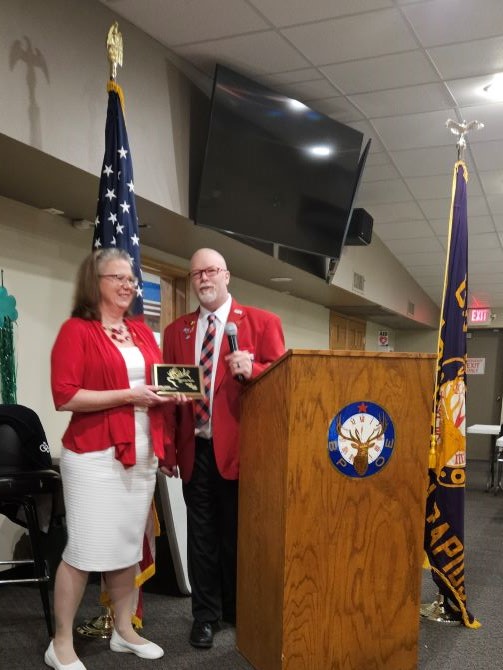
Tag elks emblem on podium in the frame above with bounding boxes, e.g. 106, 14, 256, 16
328, 401, 395, 478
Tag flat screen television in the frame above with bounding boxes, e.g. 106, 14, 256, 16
196, 65, 369, 277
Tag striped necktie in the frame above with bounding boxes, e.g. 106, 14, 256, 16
195, 314, 216, 427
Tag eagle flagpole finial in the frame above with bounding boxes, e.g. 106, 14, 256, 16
446, 119, 484, 160
106, 21, 123, 81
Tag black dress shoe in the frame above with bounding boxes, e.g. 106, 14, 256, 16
189, 620, 214, 649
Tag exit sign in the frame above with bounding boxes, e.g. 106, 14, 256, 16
468, 308, 491, 324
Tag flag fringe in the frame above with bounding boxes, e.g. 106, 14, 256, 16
135, 562, 156, 589
429, 565, 481, 629
107, 80, 125, 112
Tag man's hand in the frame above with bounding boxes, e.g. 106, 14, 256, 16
225, 350, 253, 380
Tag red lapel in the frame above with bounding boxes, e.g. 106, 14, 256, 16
177, 310, 199, 363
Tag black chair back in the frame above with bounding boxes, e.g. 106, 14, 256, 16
0, 404, 52, 472
0, 423, 27, 472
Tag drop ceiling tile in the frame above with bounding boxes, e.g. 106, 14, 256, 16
427, 36, 503, 80
487, 194, 503, 215
321, 51, 439, 94
298, 97, 364, 123
362, 163, 400, 182
419, 198, 452, 219
326, 104, 365, 124
470, 260, 503, 274
385, 236, 444, 254
374, 220, 431, 240
372, 109, 457, 151
349, 83, 454, 119
358, 179, 411, 204
249, 0, 392, 27
478, 170, 503, 195
363, 201, 425, 222
279, 78, 341, 101
174, 31, 310, 75
99, 0, 269, 46
469, 232, 501, 249
468, 196, 492, 217
446, 75, 497, 107
281, 9, 417, 65
403, 0, 503, 47
469, 247, 503, 263
457, 103, 503, 143
390, 146, 456, 177
365, 152, 391, 167
407, 173, 482, 200
430, 216, 494, 235
470, 140, 503, 171
258, 68, 324, 85
468, 273, 503, 285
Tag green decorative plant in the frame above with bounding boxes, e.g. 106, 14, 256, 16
0, 277, 18, 404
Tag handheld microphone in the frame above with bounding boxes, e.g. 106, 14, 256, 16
224, 322, 244, 382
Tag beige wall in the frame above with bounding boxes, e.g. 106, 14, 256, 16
336, 236, 439, 328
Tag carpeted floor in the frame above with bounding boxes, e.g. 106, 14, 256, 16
1, 460, 501, 669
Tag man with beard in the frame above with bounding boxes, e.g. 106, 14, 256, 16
161, 247, 285, 649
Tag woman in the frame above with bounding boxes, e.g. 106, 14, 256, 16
47, 248, 181, 670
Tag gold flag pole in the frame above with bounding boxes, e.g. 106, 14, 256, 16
75, 20, 123, 641
420, 117, 483, 626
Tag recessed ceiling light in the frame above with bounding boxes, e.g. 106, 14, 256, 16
270, 276, 292, 282
483, 73, 503, 100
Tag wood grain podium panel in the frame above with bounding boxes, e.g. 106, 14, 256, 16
237, 350, 435, 670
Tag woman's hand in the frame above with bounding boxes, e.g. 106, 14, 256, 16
159, 464, 179, 478
130, 385, 189, 407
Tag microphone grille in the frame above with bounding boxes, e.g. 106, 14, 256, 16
224, 322, 237, 336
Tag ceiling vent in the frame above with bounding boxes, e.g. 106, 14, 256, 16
407, 300, 415, 316
353, 272, 365, 293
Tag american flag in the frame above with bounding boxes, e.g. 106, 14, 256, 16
93, 82, 156, 626
92, 82, 143, 315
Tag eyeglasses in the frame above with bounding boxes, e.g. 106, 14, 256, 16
99, 274, 139, 288
189, 266, 226, 281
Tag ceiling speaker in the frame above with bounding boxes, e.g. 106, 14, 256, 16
346, 208, 373, 246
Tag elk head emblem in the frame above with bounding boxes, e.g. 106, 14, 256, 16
336, 414, 388, 476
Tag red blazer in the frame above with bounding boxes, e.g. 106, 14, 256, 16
162, 299, 285, 482
51, 317, 175, 467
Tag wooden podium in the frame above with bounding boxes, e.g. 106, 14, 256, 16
236, 350, 435, 670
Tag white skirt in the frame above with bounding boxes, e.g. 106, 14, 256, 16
61, 347, 158, 571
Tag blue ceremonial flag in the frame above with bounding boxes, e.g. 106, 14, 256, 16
423, 160, 480, 628
92, 82, 143, 315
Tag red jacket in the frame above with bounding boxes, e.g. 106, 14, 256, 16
162, 299, 285, 482
51, 317, 175, 467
